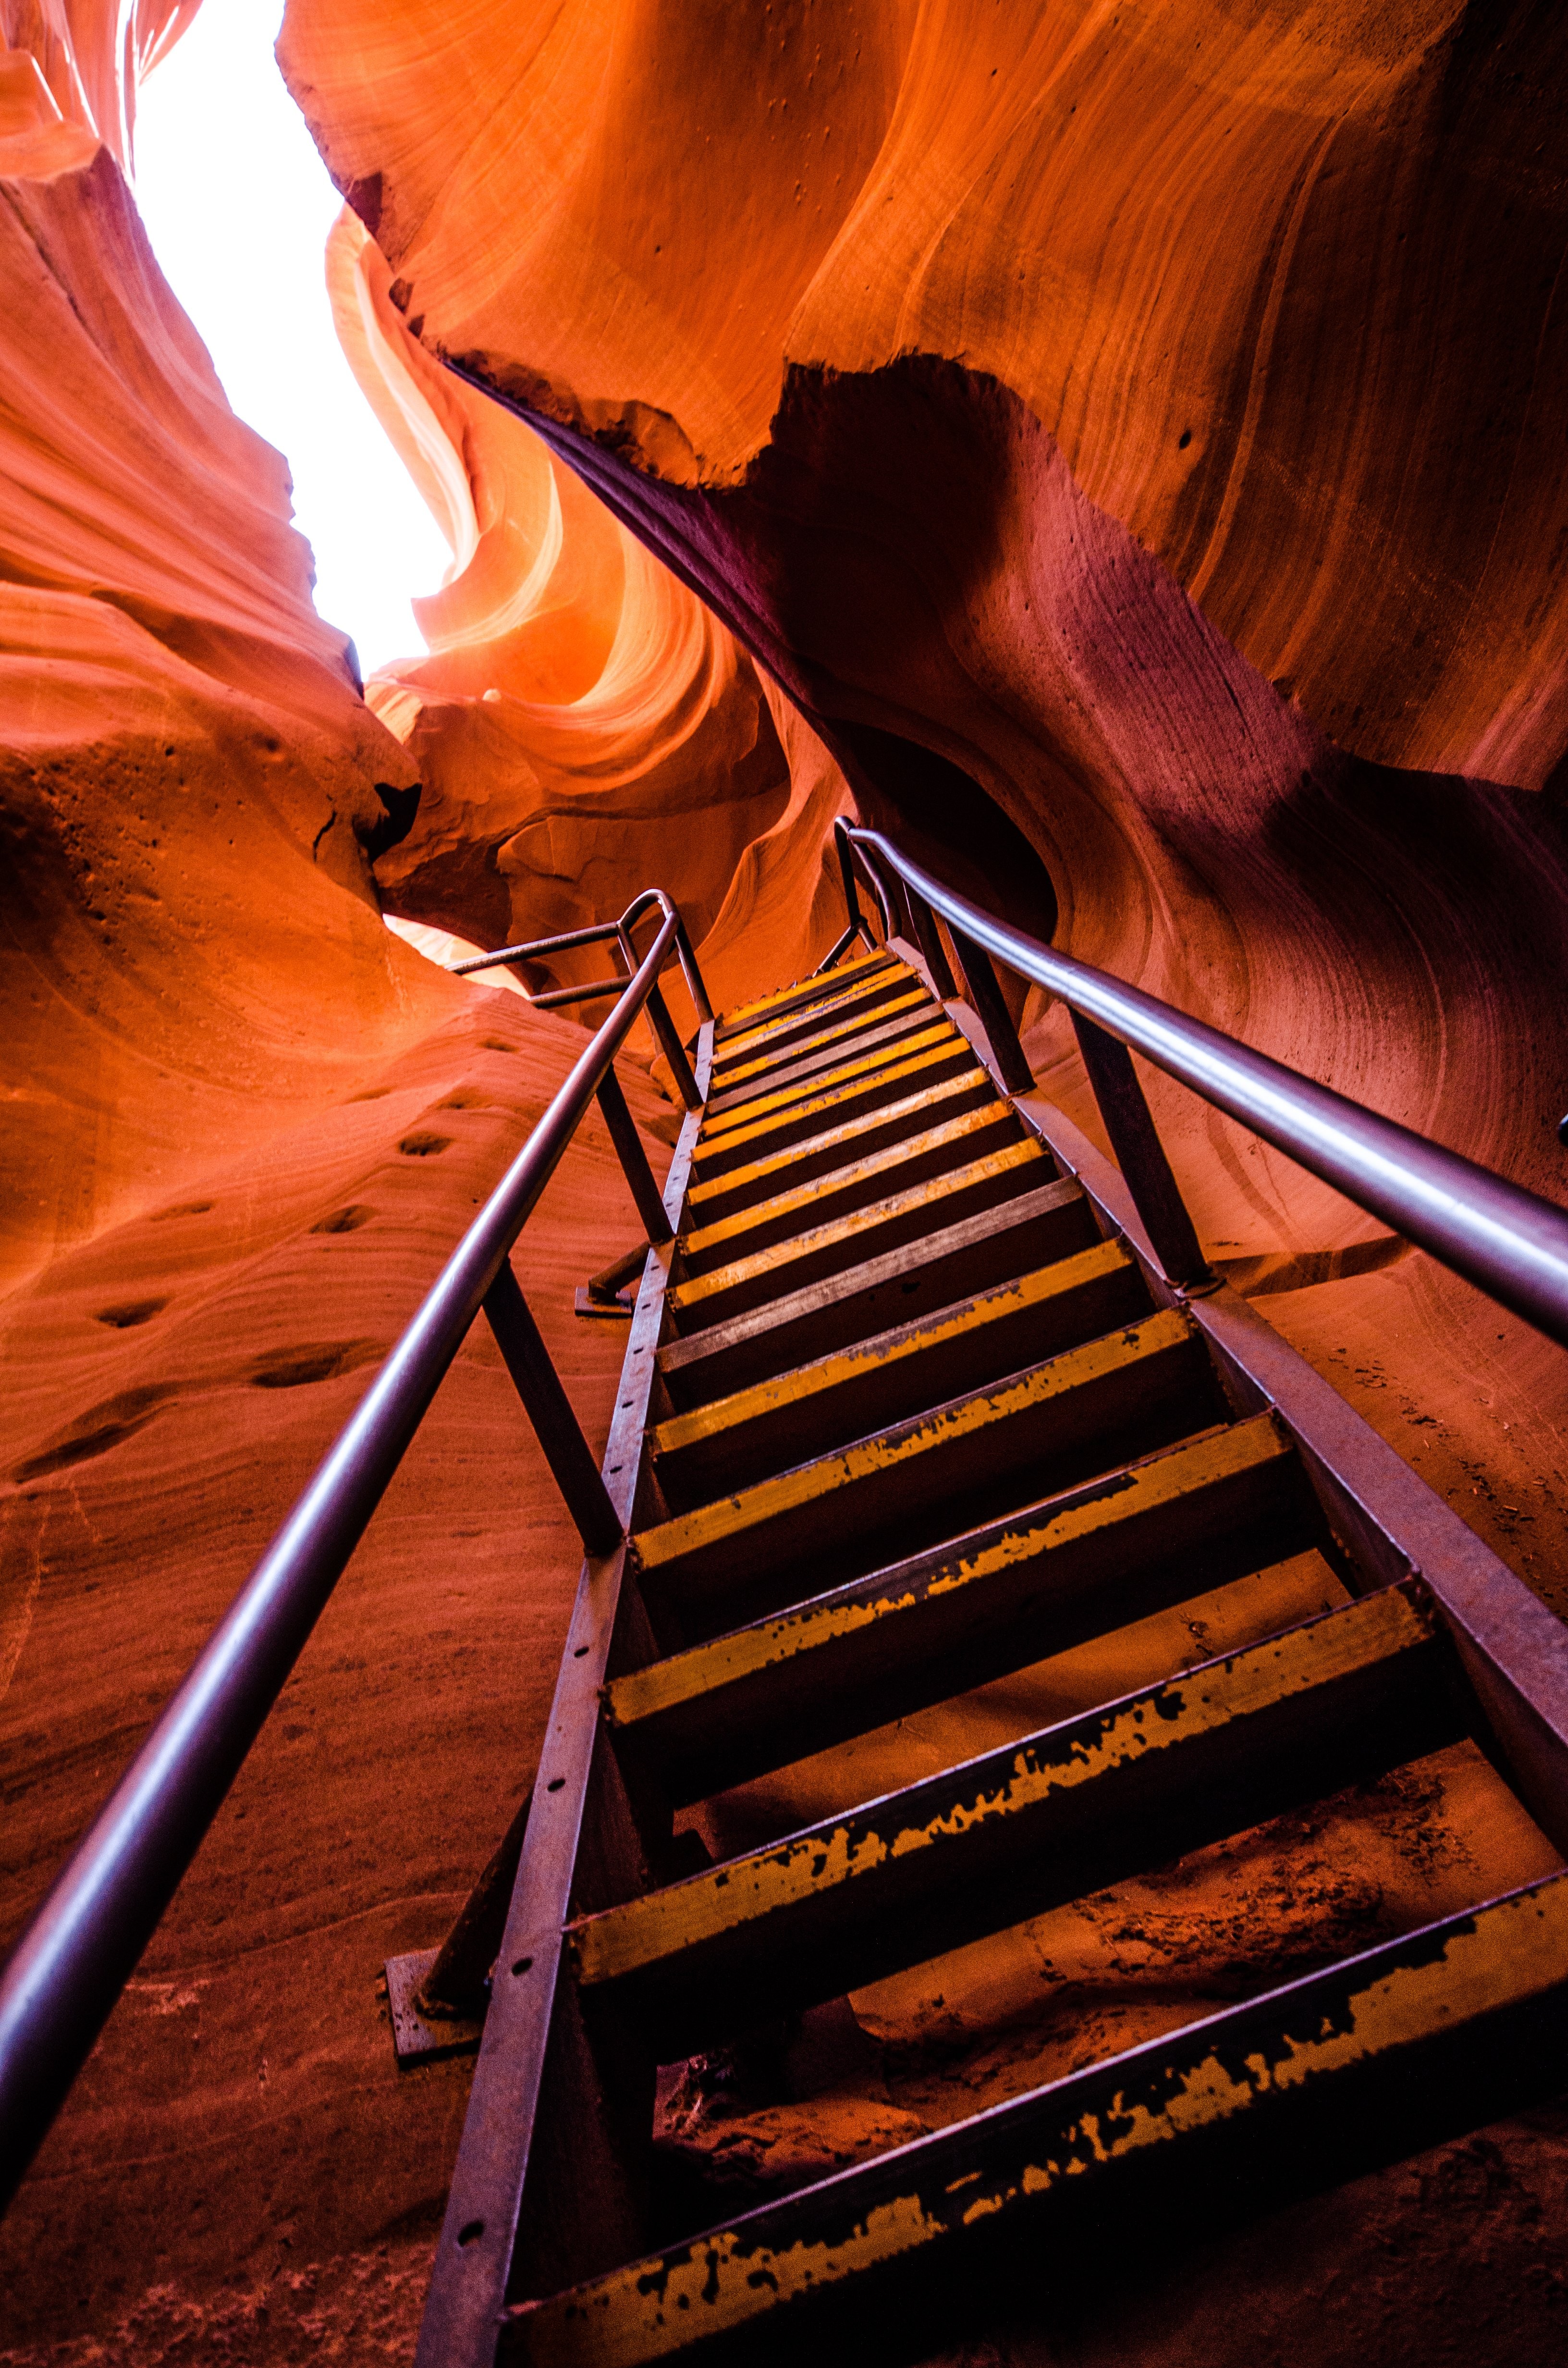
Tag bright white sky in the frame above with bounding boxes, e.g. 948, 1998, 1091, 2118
135, 0, 450, 675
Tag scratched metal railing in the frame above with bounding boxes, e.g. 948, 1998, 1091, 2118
0, 889, 710, 2213
831, 818, 1568, 1352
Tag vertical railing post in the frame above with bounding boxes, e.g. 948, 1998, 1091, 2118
833, 816, 867, 943
617, 913, 700, 1107
948, 928, 1034, 1095
1071, 1015, 1213, 1286
594, 1068, 675, 1245
643, 985, 701, 1109
906, 889, 957, 999
671, 915, 714, 1029
483, 1261, 623, 1554
417, 1782, 535, 2015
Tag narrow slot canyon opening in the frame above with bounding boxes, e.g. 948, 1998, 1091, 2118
5, 6, 1568, 2367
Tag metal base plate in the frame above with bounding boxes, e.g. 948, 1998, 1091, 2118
385, 1948, 486, 2068
574, 1284, 634, 1320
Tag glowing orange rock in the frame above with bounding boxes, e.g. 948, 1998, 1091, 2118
325, 207, 848, 1035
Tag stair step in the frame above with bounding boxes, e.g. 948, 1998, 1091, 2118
611, 1414, 1314, 1803
650, 1238, 1147, 1505
513, 1871, 1568, 2366
713, 948, 902, 1041
677, 1102, 1026, 1281
573, 1579, 1458, 2058
631, 1307, 1221, 1632
708, 986, 934, 1097
711, 962, 917, 1070
685, 1069, 1001, 1227
690, 1038, 988, 1180
669, 1138, 1049, 1331
657, 1178, 1100, 1409
704, 1001, 946, 1117
700, 1018, 971, 1141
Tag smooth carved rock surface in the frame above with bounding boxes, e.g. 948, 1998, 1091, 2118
277, 0, 1568, 1588
0, 7, 690, 2360
281, 0, 1568, 787
5, 3, 1568, 2364
271, 2, 1568, 2358
326, 209, 851, 1033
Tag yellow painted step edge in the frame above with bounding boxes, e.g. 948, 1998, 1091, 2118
686, 1069, 996, 1216
630, 1305, 1193, 1575
690, 1041, 988, 1170
654, 1238, 1133, 1458
580, 1581, 1434, 1985
716, 947, 902, 1036
611, 1413, 1288, 1730
671, 1136, 1044, 1314
680, 1102, 1015, 1263
699, 1019, 964, 1141
518, 1873, 1568, 2367
715, 975, 933, 1080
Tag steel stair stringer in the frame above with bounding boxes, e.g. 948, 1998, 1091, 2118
400, 938, 1568, 2368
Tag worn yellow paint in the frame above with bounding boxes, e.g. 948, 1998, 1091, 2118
686, 1070, 995, 1218
670, 1137, 1044, 1318
699, 1021, 965, 1141
715, 947, 901, 1039
711, 988, 931, 1093
691, 1041, 989, 1172
578, 1582, 1433, 1987
611, 1416, 1286, 1732
514, 1876, 1568, 2365
706, 1006, 945, 1118
680, 1104, 1017, 1264
631, 1304, 1191, 1576
653, 1238, 1129, 1461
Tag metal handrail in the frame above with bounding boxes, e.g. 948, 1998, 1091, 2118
443, 888, 711, 1107
0, 894, 708, 2212
448, 890, 712, 1024
839, 821, 1568, 1351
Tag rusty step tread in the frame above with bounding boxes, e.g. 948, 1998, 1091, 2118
703, 1001, 948, 1118
609, 1414, 1313, 1801
711, 962, 917, 1066
656, 1176, 1102, 1411
677, 1101, 1024, 1280
573, 1579, 1458, 2055
689, 1038, 988, 1180
631, 1305, 1221, 1623
700, 1018, 969, 1140
708, 987, 936, 1097
508, 1871, 1568, 2366
670, 1137, 1049, 1333
684, 1070, 1004, 1229
713, 948, 904, 1040
650, 1237, 1147, 1504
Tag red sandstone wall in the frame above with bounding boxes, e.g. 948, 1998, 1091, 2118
7, 2, 1568, 2361
0, 9, 684, 2356
278, 0, 1568, 1620
325, 208, 854, 1040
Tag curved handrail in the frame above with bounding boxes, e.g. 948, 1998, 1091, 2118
447, 888, 713, 1032
842, 822, 1568, 1352
0, 901, 692, 2212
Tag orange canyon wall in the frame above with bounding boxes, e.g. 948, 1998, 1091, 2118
278, 2, 1568, 2357
5, 1, 1568, 2363
0, 4, 703, 2357
278, 0, 1568, 1613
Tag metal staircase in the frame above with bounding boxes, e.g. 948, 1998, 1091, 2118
9, 834, 1568, 2367
396, 863, 1568, 2367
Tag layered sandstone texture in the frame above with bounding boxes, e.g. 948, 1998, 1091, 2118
279, 0, 1568, 1592
0, 5, 684, 2359
270, 0, 1568, 2358
326, 208, 855, 1037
